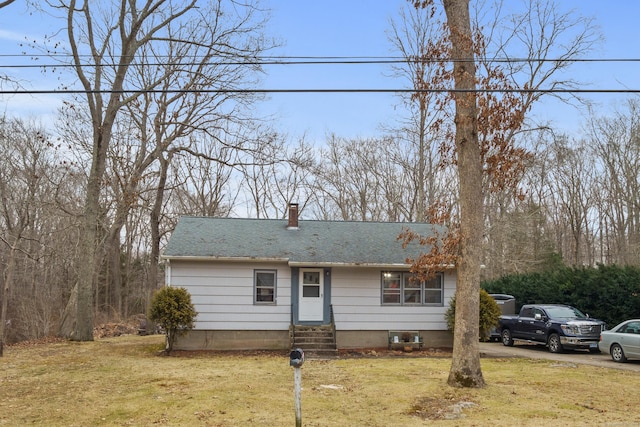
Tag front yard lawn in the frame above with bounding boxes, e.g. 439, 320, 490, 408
1, 335, 638, 426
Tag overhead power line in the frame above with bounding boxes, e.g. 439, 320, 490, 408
3, 88, 640, 95
2, 54, 639, 95
1, 55, 640, 69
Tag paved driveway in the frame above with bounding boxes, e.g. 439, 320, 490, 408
479, 341, 640, 372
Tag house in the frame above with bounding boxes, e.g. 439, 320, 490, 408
161, 203, 455, 352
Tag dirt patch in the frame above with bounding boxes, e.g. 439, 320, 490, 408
409, 395, 477, 420
8, 315, 147, 347
7, 336, 68, 348
165, 349, 290, 358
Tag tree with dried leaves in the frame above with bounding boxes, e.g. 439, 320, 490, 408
404, 0, 490, 388
439, 0, 485, 388
406, 0, 598, 387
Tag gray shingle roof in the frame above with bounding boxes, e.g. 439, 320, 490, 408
162, 216, 443, 266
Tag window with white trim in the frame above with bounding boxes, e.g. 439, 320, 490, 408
254, 269, 276, 304
381, 272, 443, 306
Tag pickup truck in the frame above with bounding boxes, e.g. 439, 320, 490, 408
498, 304, 605, 353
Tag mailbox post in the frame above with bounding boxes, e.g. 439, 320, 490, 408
289, 348, 305, 427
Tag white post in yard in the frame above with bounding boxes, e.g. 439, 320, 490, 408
289, 348, 305, 427
294, 366, 302, 427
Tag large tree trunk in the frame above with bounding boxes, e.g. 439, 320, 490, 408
57, 166, 102, 343
57, 281, 78, 338
72, 153, 104, 341
0, 245, 17, 356
145, 153, 172, 334
443, 0, 485, 388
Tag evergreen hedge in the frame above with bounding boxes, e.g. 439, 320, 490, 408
481, 264, 640, 327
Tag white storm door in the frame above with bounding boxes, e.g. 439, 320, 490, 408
299, 269, 324, 321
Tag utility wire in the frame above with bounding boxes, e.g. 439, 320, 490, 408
2, 55, 638, 94
3, 88, 640, 95
1, 53, 639, 61
1, 56, 640, 69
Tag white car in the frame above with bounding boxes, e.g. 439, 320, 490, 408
598, 319, 640, 362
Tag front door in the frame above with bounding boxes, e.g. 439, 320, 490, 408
298, 269, 324, 322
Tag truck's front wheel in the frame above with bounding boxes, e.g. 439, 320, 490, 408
501, 329, 514, 347
548, 333, 563, 353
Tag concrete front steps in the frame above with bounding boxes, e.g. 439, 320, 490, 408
291, 325, 338, 358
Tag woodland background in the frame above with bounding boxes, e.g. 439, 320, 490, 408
1, 0, 640, 344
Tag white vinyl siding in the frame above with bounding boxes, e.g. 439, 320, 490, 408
330, 267, 455, 331
167, 261, 291, 330
167, 261, 455, 333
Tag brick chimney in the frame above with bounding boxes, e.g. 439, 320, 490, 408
287, 203, 299, 229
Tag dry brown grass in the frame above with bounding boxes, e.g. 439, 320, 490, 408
2, 334, 639, 426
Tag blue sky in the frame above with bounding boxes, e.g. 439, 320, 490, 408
1, 1, 640, 141
263, 0, 640, 140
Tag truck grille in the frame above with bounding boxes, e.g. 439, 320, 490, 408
579, 324, 601, 337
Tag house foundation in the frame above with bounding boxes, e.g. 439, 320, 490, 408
173, 329, 453, 351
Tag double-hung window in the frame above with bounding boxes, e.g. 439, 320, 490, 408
423, 275, 443, 304
382, 272, 443, 306
382, 272, 402, 304
254, 269, 276, 304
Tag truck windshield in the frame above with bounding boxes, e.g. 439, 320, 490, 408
545, 306, 587, 319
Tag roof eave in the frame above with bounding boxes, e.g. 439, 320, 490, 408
161, 255, 290, 263
287, 261, 428, 268
287, 261, 411, 268
161, 257, 457, 270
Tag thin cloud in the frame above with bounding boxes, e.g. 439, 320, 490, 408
0, 28, 27, 43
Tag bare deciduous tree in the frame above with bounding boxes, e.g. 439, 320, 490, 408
312, 135, 406, 221
53, 0, 274, 339
237, 131, 315, 219
56, 0, 195, 340
587, 100, 640, 265
0, 118, 58, 355
387, 5, 450, 221
170, 144, 236, 218
545, 136, 598, 265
